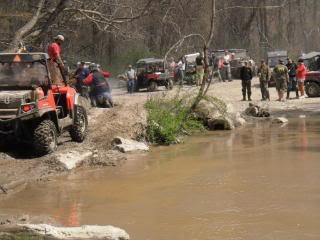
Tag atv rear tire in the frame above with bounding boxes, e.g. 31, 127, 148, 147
305, 82, 320, 97
69, 106, 88, 142
33, 120, 58, 155
147, 81, 157, 92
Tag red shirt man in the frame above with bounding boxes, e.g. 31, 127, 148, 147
47, 35, 64, 67
296, 61, 307, 81
47, 35, 65, 85
296, 59, 307, 98
48, 42, 61, 60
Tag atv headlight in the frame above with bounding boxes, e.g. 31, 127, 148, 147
21, 103, 36, 113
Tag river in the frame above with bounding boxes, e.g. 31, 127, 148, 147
1, 117, 320, 240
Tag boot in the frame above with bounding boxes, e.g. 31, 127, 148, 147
242, 94, 246, 101
248, 94, 252, 101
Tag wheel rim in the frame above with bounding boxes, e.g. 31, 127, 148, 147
308, 85, 317, 96
78, 111, 86, 132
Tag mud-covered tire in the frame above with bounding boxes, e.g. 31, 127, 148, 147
69, 106, 88, 142
305, 82, 320, 98
33, 120, 58, 155
147, 81, 157, 92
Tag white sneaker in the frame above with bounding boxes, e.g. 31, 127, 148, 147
299, 95, 305, 99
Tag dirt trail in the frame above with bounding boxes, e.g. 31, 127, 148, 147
0, 78, 319, 198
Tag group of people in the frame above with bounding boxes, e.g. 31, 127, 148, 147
240, 58, 307, 102
47, 34, 113, 107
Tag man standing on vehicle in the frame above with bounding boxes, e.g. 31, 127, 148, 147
83, 64, 113, 107
74, 61, 90, 96
126, 64, 137, 94
258, 60, 270, 101
240, 61, 253, 101
195, 53, 204, 86
47, 35, 65, 85
273, 59, 289, 102
286, 58, 298, 99
296, 59, 307, 99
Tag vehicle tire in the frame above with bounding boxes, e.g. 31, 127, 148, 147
305, 82, 320, 97
166, 79, 174, 90
33, 120, 58, 155
69, 106, 88, 142
147, 81, 157, 92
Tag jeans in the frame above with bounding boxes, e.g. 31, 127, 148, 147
92, 91, 113, 107
127, 79, 135, 94
242, 79, 252, 99
178, 69, 185, 85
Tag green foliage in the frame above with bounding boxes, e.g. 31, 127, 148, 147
145, 94, 204, 145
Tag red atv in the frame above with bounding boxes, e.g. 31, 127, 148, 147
0, 53, 88, 155
136, 58, 174, 92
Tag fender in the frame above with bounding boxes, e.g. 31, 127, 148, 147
72, 93, 88, 124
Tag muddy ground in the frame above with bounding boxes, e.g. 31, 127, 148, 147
0, 78, 319, 226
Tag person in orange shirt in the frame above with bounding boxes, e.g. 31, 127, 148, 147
296, 59, 307, 99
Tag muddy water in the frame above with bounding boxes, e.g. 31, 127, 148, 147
1, 118, 320, 240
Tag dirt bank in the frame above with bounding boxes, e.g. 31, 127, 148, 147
0, 78, 319, 199
0, 88, 148, 198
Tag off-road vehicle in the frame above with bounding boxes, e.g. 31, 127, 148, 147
301, 52, 320, 97
0, 53, 88, 155
136, 58, 174, 92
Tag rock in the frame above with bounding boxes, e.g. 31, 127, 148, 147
245, 103, 270, 117
207, 117, 234, 130
112, 137, 149, 153
55, 151, 93, 170
19, 224, 130, 240
272, 117, 289, 124
234, 112, 246, 127
19, 215, 29, 222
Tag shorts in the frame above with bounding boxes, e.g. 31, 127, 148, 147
276, 78, 287, 93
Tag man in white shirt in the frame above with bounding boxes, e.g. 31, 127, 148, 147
177, 57, 186, 85
223, 50, 232, 81
126, 65, 137, 94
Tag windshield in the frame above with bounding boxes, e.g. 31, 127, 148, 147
0, 61, 48, 88
232, 51, 247, 59
136, 62, 165, 73
268, 57, 287, 68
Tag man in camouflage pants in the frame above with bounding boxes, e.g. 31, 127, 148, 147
273, 59, 289, 102
258, 60, 270, 101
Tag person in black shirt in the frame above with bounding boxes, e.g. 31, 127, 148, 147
240, 61, 253, 101
286, 58, 298, 99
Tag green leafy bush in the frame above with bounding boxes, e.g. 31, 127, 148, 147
145, 94, 204, 145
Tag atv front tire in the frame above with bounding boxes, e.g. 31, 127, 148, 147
33, 120, 58, 155
69, 106, 88, 142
